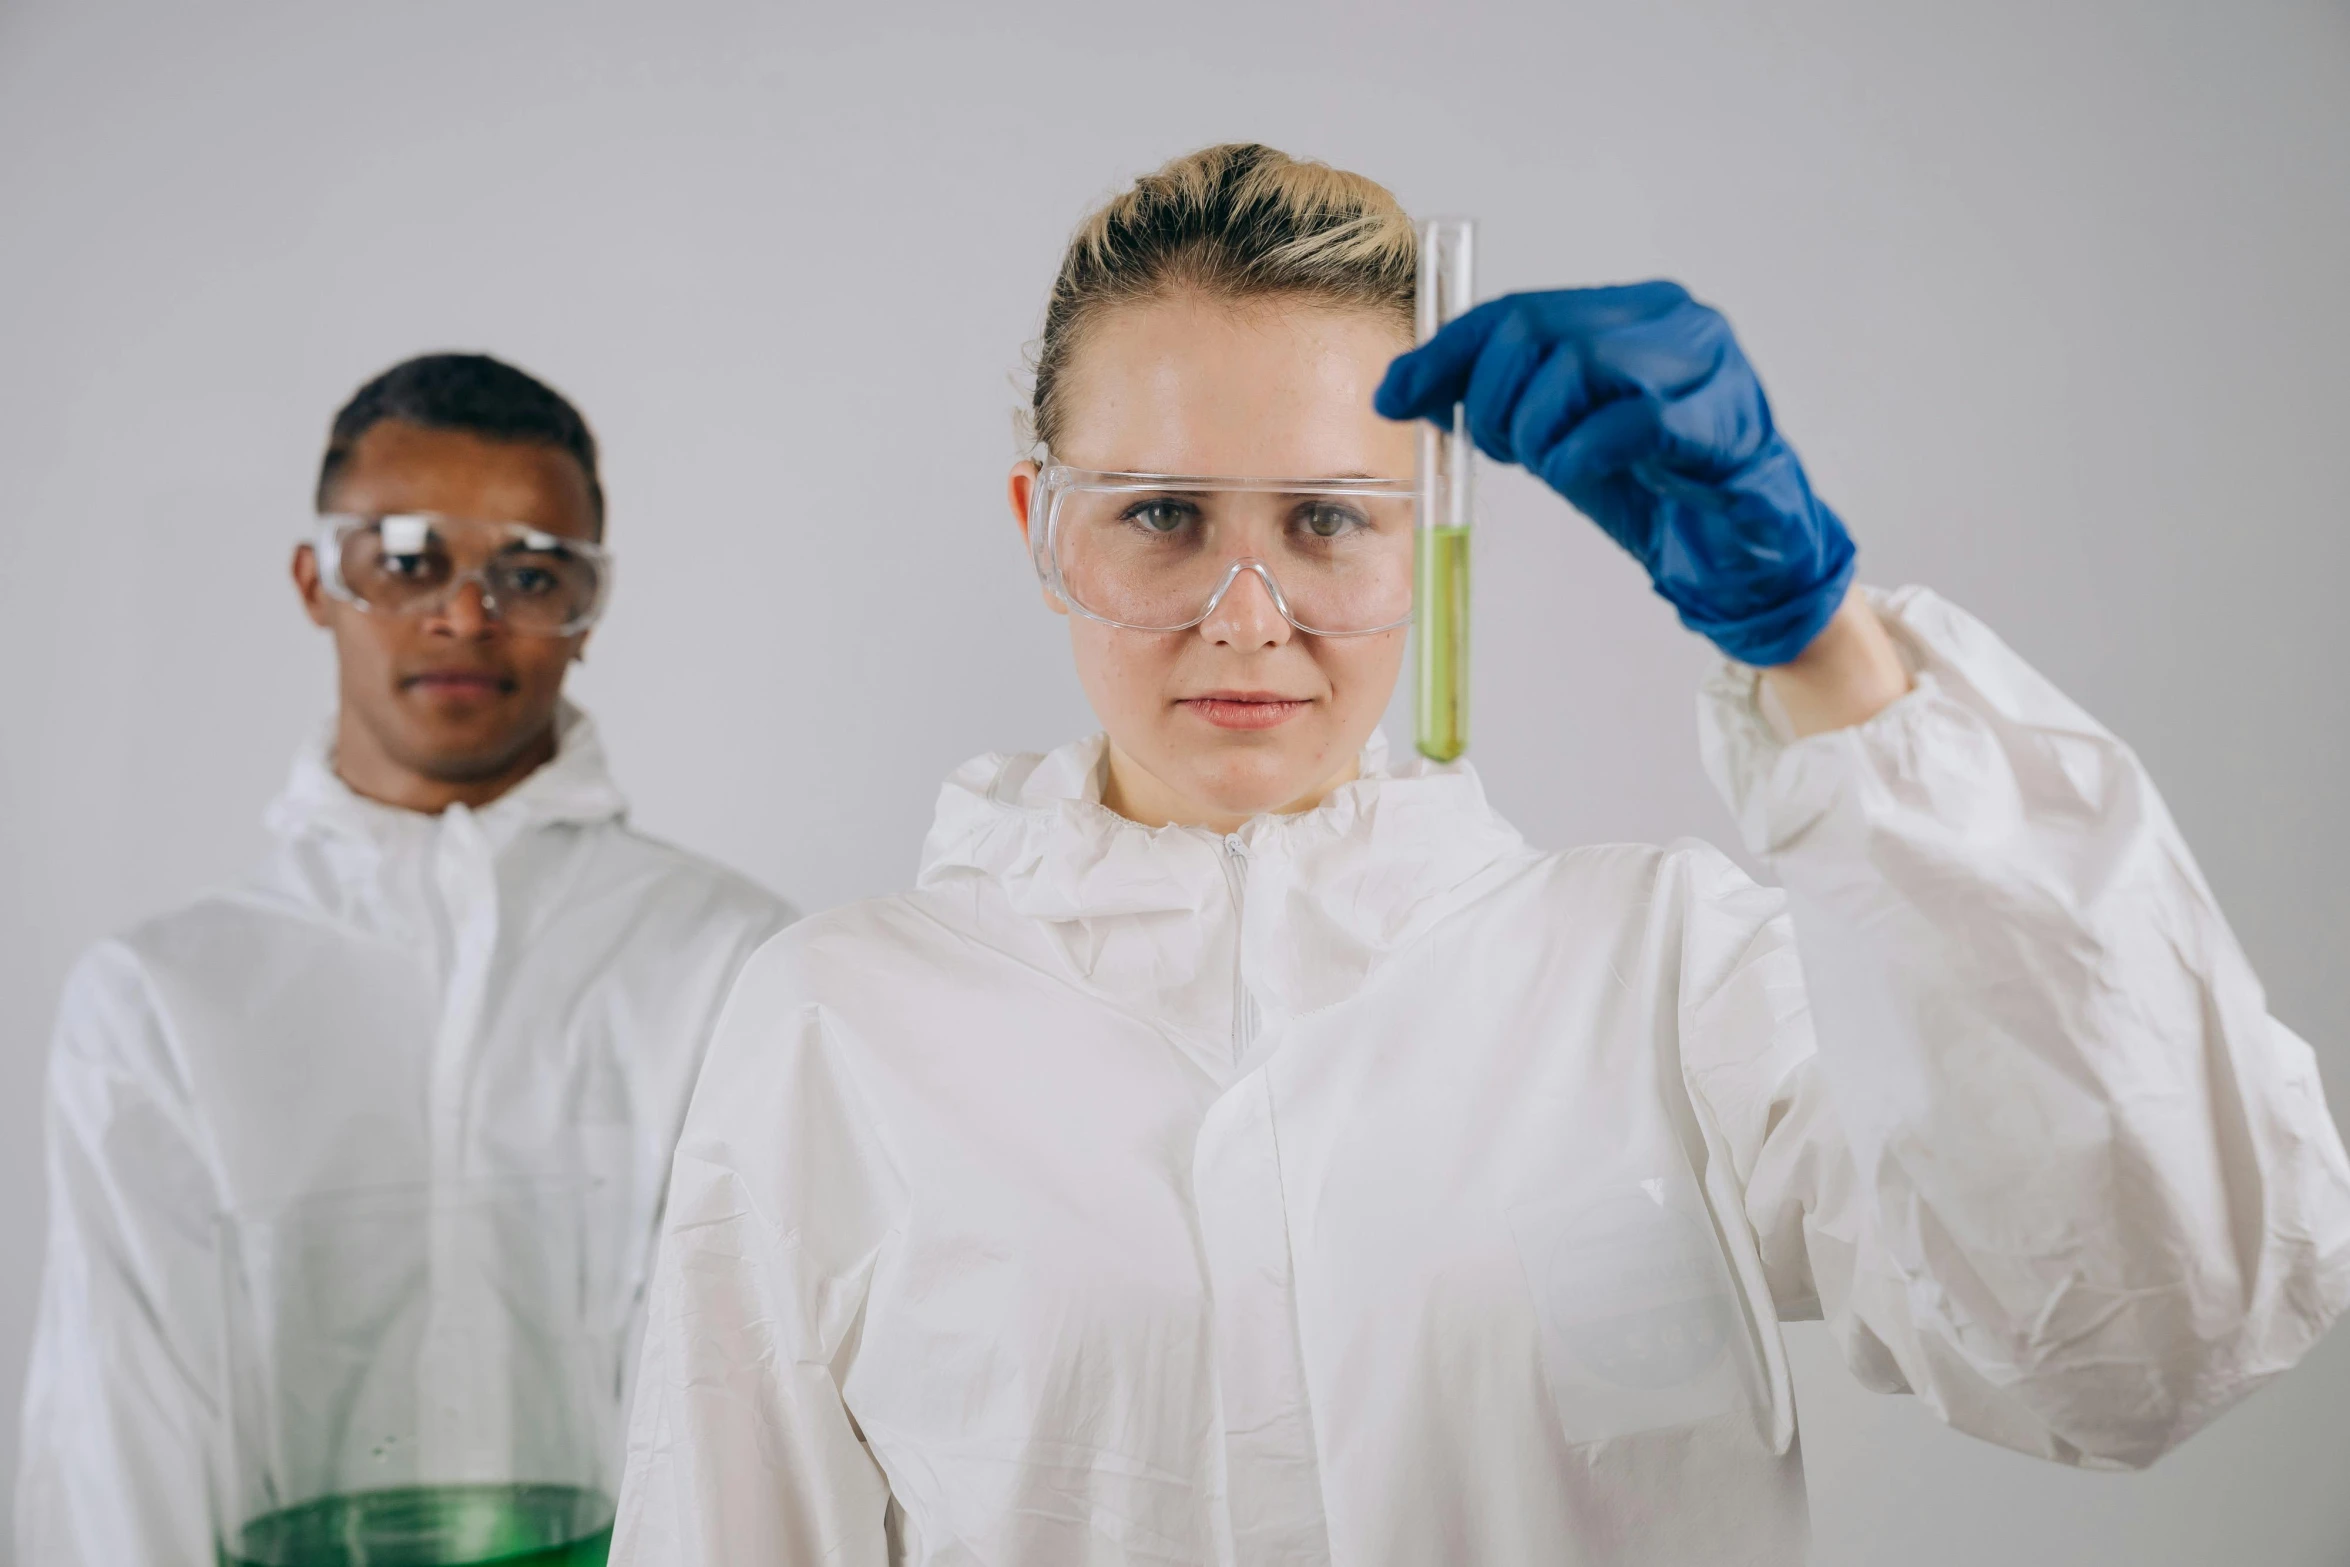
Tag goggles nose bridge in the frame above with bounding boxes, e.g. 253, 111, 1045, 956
416, 565, 509, 626
1196, 557, 1300, 628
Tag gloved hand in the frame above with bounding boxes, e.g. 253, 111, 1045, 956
1374, 282, 1856, 667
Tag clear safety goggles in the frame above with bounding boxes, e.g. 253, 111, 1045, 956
314, 513, 612, 638
1029, 466, 1418, 637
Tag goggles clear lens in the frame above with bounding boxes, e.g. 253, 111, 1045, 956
319, 514, 609, 637
1036, 469, 1417, 636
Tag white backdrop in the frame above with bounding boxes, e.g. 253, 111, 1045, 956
4, 1, 2347, 1560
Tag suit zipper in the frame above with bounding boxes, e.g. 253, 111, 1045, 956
1223, 834, 1255, 1065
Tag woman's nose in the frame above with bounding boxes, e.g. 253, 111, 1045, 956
1200, 563, 1293, 649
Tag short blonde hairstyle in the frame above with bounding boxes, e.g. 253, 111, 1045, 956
1025, 143, 1417, 456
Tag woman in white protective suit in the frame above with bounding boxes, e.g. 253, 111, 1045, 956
612, 144, 2350, 1566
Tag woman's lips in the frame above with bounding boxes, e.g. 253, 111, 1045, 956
1179, 695, 1311, 731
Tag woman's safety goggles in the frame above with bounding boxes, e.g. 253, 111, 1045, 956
1029, 467, 1418, 637
314, 513, 612, 638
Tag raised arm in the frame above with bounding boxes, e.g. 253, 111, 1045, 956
1378, 285, 2350, 1461
1687, 588, 2350, 1465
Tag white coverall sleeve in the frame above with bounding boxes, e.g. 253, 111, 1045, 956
1683, 586, 2350, 1469
609, 941, 907, 1565
16, 943, 223, 1567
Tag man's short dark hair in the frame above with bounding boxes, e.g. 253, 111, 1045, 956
316, 352, 605, 526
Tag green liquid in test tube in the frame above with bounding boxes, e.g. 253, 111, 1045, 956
1414, 217, 1476, 762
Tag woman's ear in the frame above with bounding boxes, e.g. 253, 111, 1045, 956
1007, 460, 1067, 617
1007, 460, 1039, 549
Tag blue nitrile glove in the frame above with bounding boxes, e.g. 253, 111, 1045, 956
1374, 282, 1856, 667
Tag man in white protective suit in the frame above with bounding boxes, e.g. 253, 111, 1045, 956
16, 353, 794, 1566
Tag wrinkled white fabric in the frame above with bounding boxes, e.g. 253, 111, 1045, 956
17, 705, 793, 1567
614, 589, 2350, 1567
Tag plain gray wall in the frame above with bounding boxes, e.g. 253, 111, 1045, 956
4, 1, 2346, 1561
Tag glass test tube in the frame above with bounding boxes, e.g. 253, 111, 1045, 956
1414, 217, 1475, 763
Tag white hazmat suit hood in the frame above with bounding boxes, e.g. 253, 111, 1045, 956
614, 590, 2350, 1567
19, 703, 793, 1567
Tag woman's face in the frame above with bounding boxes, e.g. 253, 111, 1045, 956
1010, 294, 1417, 831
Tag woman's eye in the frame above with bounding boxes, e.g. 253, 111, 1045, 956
508, 565, 559, 596
1125, 500, 1195, 535
1299, 503, 1367, 538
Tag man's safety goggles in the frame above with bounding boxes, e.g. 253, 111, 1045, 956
1028, 467, 1418, 638
314, 513, 612, 638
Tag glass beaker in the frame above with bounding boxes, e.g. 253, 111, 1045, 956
212, 1177, 624, 1566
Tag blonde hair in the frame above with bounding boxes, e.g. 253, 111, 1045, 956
1024, 143, 1417, 456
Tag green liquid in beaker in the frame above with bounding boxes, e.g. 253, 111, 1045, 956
221, 1483, 612, 1567
1415, 524, 1470, 762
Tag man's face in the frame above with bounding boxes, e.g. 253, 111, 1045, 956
294, 420, 600, 792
